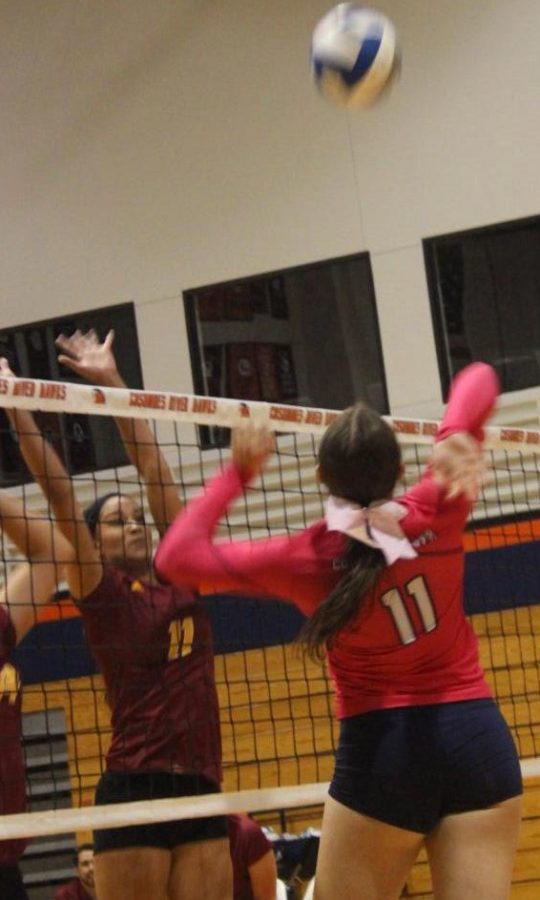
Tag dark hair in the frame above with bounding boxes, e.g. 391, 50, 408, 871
74, 842, 94, 866
300, 403, 401, 661
83, 493, 121, 537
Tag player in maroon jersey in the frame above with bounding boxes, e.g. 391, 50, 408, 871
0, 484, 73, 899
1, 333, 232, 900
155, 363, 523, 900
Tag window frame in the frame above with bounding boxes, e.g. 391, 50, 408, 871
423, 214, 540, 398
184, 252, 388, 447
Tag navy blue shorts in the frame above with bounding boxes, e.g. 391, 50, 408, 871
94, 771, 228, 853
329, 699, 522, 834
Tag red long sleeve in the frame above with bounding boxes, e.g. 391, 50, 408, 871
436, 362, 499, 443
399, 362, 499, 535
154, 465, 339, 613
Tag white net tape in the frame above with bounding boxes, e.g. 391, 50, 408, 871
0, 373, 539, 447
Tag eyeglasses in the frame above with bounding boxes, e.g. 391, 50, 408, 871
99, 516, 146, 528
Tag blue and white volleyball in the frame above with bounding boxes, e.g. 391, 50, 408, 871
311, 4, 398, 110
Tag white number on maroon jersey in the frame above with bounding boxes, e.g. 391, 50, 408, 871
168, 616, 195, 660
381, 576, 437, 645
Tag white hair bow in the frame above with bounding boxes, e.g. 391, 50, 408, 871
325, 495, 417, 566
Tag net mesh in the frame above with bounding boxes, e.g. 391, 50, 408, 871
0, 377, 539, 847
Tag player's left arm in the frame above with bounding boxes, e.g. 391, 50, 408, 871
400, 363, 499, 533
155, 425, 325, 608
155, 463, 307, 600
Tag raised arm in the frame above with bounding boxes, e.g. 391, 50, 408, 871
430, 361, 498, 498
0, 358, 101, 600
0, 490, 73, 642
437, 361, 499, 443
56, 329, 182, 535
401, 362, 499, 532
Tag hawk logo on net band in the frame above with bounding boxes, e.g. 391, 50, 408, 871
93, 388, 107, 405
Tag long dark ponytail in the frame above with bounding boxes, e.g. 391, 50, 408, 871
300, 403, 401, 661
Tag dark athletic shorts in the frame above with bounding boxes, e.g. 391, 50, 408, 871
94, 770, 228, 853
329, 698, 522, 834
0, 865, 28, 899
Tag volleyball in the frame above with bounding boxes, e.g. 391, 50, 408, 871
311, 3, 398, 110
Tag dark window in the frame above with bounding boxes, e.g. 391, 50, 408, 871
424, 216, 540, 396
185, 254, 387, 445
0, 304, 143, 485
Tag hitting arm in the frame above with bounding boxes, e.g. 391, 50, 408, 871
402, 362, 499, 532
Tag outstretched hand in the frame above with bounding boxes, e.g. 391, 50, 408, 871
231, 423, 275, 481
55, 329, 120, 386
431, 432, 488, 501
0, 357, 15, 379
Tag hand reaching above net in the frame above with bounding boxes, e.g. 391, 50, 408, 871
55, 328, 121, 387
431, 431, 489, 501
231, 423, 275, 482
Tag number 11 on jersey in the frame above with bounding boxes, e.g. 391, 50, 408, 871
168, 616, 195, 660
381, 576, 437, 645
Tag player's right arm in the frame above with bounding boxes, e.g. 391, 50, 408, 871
0, 359, 102, 601
400, 362, 499, 535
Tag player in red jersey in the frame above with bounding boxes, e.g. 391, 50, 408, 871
1, 333, 232, 900
155, 363, 523, 900
0, 484, 73, 899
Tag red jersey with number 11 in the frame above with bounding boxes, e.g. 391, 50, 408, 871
155, 363, 498, 719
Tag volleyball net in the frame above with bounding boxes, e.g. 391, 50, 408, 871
0, 376, 539, 843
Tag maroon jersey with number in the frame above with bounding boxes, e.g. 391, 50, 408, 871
0, 607, 27, 865
81, 570, 221, 784
156, 363, 497, 720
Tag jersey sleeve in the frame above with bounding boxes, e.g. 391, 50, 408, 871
154, 464, 334, 613
399, 362, 499, 536
436, 361, 499, 442
229, 814, 272, 867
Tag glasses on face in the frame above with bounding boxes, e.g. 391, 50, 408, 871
99, 514, 146, 528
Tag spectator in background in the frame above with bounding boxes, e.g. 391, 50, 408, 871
53, 843, 96, 900
228, 815, 278, 900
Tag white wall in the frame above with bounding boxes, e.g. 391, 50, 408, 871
1, 0, 539, 418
